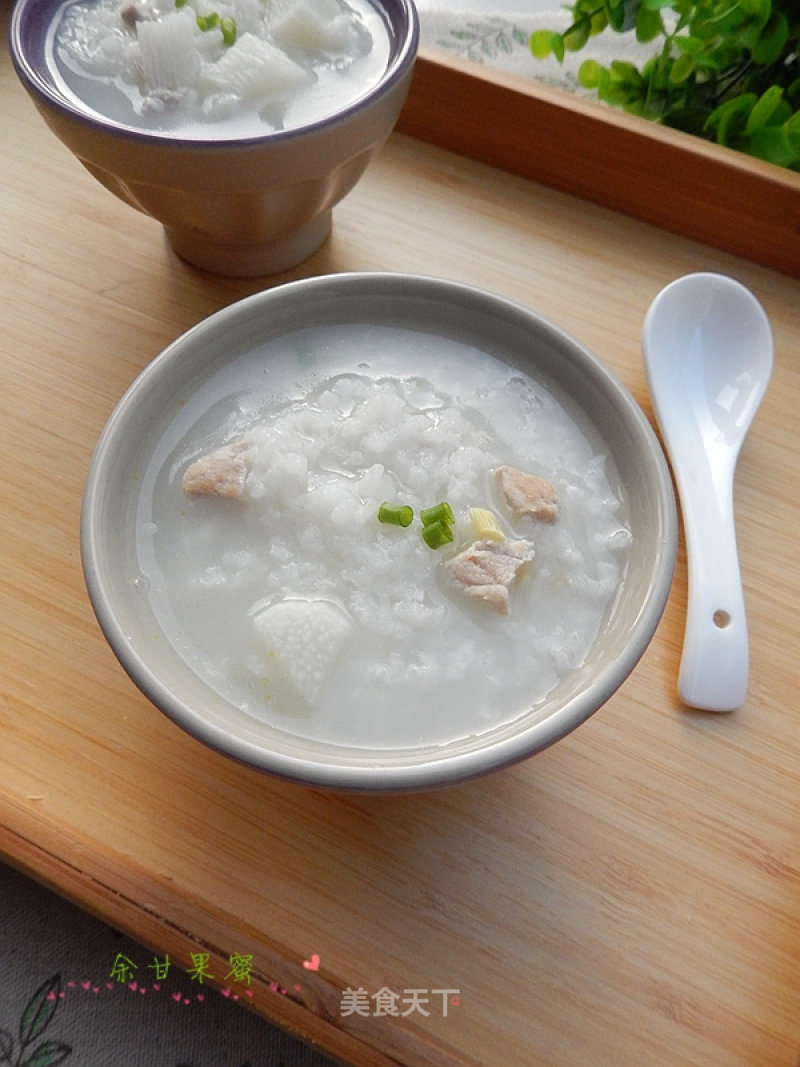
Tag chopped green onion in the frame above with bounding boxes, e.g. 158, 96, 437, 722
420, 501, 454, 528
221, 15, 237, 45
378, 502, 414, 528
421, 519, 454, 549
196, 11, 220, 31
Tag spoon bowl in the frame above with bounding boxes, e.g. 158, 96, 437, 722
643, 272, 773, 711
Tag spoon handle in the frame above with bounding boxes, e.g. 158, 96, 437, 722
678, 456, 748, 712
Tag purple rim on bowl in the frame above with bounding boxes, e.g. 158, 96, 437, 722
10, 0, 419, 147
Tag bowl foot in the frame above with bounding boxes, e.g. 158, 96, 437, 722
165, 212, 332, 277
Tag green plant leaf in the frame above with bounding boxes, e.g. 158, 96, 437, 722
19, 977, 61, 1049
669, 53, 696, 84
578, 59, 604, 89
529, 0, 800, 171
738, 0, 770, 18
752, 11, 789, 65
605, 0, 636, 33
636, 4, 663, 42
601, 71, 639, 106
662, 104, 711, 134
705, 93, 758, 145
689, 18, 716, 42
672, 34, 705, 55
785, 112, 800, 151
589, 8, 609, 34
745, 124, 800, 168
529, 29, 552, 58
641, 52, 670, 91
20, 1042, 72, 1067
564, 17, 591, 51
607, 59, 645, 94
620, 0, 640, 33
771, 100, 793, 127
746, 85, 785, 135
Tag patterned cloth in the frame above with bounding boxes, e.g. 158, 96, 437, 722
416, 3, 659, 90
0, 861, 337, 1067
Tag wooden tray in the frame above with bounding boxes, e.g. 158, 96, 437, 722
398, 48, 800, 278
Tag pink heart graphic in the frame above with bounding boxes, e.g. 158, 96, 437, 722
128, 981, 137, 992
246, 989, 253, 997
92, 987, 99, 994
140, 987, 147, 994
303, 954, 320, 971
183, 998, 190, 1005
81, 980, 91, 991
153, 983, 160, 992
221, 987, 231, 997
232, 993, 239, 1001
106, 983, 114, 990
46, 992, 56, 1001
294, 984, 302, 992
196, 993, 204, 1002
67, 981, 76, 988
172, 991, 182, 1002
269, 982, 278, 992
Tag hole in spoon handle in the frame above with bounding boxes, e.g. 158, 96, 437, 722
679, 584, 749, 712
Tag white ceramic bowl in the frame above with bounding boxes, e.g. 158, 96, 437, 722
9, 0, 418, 276
81, 274, 677, 791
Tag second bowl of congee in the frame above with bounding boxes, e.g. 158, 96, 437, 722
10, 0, 419, 275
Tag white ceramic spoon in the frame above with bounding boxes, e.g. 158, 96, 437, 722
642, 272, 773, 711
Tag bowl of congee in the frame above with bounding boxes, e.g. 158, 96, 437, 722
9, 0, 418, 275
80, 274, 678, 791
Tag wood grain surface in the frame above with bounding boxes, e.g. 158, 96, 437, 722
2, 12, 800, 1066
399, 50, 800, 279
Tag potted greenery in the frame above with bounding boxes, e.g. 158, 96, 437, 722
530, 0, 800, 171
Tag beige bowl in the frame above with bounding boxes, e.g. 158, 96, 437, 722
10, 0, 418, 276
81, 274, 677, 791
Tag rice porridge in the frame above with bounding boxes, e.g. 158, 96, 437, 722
50, 0, 390, 137
137, 324, 632, 749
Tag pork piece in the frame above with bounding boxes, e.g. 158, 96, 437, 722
445, 538, 534, 613
182, 441, 250, 499
120, 4, 146, 27
496, 465, 558, 523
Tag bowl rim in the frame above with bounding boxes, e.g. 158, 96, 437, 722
81, 272, 677, 792
9, 0, 419, 149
